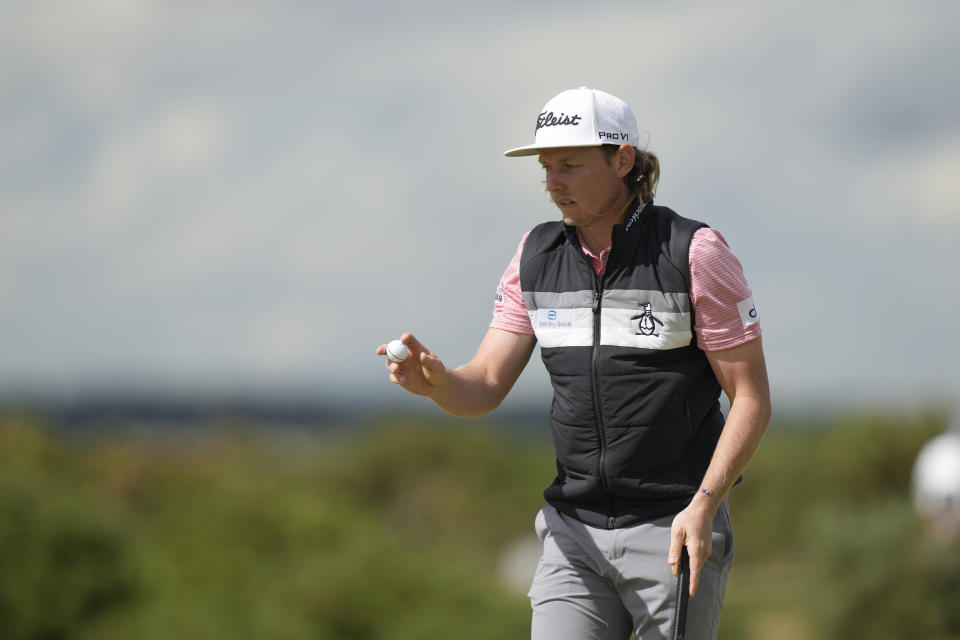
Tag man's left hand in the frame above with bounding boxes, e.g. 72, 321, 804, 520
668, 494, 716, 597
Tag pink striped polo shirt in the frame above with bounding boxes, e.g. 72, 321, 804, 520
491, 227, 761, 351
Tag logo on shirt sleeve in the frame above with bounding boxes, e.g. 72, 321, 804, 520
494, 288, 504, 306
737, 297, 759, 327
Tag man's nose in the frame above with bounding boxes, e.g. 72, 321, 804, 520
544, 172, 564, 192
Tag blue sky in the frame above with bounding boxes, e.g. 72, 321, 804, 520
2, 0, 958, 414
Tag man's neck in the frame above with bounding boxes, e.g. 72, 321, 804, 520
576, 194, 636, 254
577, 224, 614, 255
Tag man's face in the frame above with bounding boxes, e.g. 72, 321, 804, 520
538, 146, 630, 229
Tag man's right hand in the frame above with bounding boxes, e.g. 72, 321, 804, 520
377, 328, 536, 417
377, 333, 448, 397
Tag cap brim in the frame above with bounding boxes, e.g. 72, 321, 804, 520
503, 144, 541, 157
503, 141, 606, 158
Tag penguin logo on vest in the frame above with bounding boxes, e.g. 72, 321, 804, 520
632, 303, 664, 337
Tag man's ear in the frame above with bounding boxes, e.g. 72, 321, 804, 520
615, 144, 636, 178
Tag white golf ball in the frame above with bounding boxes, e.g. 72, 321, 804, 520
386, 339, 408, 363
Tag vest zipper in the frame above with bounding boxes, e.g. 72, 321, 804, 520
590, 273, 616, 529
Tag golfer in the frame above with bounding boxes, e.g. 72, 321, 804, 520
377, 87, 771, 640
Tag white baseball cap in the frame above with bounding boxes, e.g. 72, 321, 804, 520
504, 87, 640, 157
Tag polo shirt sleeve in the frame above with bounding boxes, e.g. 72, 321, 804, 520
689, 227, 762, 351
490, 232, 535, 335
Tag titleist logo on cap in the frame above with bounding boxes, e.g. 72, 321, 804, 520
536, 111, 582, 131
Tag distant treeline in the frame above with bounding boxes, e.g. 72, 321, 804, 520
0, 410, 957, 639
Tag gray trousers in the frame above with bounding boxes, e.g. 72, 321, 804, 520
528, 502, 734, 640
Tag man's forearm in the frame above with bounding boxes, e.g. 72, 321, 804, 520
425, 328, 537, 418
695, 394, 771, 513
428, 363, 510, 417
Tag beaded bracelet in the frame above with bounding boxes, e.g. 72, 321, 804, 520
699, 488, 714, 497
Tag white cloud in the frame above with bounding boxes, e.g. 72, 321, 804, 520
240, 300, 333, 373
85, 99, 234, 227
905, 136, 960, 225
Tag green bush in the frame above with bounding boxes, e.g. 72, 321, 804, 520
0, 444, 140, 638
802, 500, 960, 639
0, 409, 955, 639
0, 417, 537, 639
721, 411, 955, 640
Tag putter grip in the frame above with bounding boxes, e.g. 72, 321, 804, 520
672, 548, 690, 640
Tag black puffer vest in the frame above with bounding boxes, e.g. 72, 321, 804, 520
519, 202, 724, 528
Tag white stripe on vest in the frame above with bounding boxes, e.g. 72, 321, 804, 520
526, 288, 693, 350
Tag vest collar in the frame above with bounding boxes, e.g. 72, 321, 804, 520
562, 198, 649, 245
610, 198, 649, 249
620, 198, 648, 233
